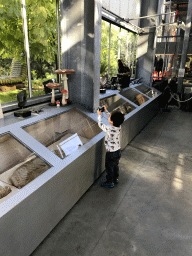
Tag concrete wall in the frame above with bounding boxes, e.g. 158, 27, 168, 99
60, 0, 102, 112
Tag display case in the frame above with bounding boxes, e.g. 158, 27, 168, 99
135, 84, 160, 98
0, 84, 161, 256
0, 133, 50, 201
23, 108, 101, 159
120, 88, 149, 106
0, 105, 105, 256
99, 87, 161, 149
100, 94, 136, 115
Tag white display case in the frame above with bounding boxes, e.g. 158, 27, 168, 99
0, 133, 50, 202
135, 84, 161, 98
0, 105, 105, 256
0, 84, 161, 256
99, 85, 161, 149
100, 94, 136, 115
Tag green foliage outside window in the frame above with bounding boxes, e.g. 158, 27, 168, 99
100, 20, 138, 79
100, 20, 109, 77
0, 0, 57, 64
109, 24, 119, 77
0, 0, 58, 103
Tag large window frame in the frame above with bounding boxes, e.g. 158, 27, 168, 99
1, 4, 139, 113
101, 11, 138, 80
1, 0, 61, 113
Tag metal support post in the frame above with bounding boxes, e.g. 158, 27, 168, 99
177, 0, 192, 94
56, 0, 61, 84
108, 23, 111, 79
21, 0, 32, 98
150, 16, 160, 85
126, 33, 128, 64
118, 27, 121, 59
132, 34, 136, 77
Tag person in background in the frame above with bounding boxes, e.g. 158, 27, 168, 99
117, 59, 131, 89
97, 105, 124, 188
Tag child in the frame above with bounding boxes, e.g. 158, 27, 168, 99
97, 106, 124, 188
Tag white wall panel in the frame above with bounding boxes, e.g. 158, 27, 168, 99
102, 0, 141, 27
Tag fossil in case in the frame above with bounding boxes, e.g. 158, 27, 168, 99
0, 133, 50, 201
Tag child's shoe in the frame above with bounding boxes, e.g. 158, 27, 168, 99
101, 181, 114, 188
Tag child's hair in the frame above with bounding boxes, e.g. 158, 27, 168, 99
111, 111, 124, 127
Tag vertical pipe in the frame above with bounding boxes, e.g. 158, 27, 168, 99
172, 25, 180, 77
56, 0, 61, 84
178, 0, 192, 94
126, 33, 128, 63
132, 34, 136, 78
118, 27, 121, 59
128, 41, 131, 68
163, 1, 172, 76
21, 0, 32, 98
150, 0, 161, 86
108, 23, 111, 79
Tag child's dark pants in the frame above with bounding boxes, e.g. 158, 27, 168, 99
105, 150, 121, 183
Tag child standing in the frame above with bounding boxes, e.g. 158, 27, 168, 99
97, 106, 124, 188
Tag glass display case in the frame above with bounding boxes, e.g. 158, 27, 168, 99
120, 88, 149, 106
100, 94, 136, 115
135, 84, 160, 98
0, 92, 162, 256
0, 106, 106, 256
0, 133, 50, 200
23, 108, 102, 159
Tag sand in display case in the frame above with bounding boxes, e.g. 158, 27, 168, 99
120, 88, 149, 106
23, 108, 102, 159
135, 84, 160, 98
0, 133, 50, 202
100, 94, 136, 115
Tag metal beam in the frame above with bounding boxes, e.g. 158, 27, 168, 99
102, 7, 142, 34
126, 12, 176, 22
157, 35, 182, 38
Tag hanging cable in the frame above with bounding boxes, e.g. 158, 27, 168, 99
170, 92, 192, 103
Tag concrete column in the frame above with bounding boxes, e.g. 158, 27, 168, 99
136, 0, 158, 86
60, 0, 102, 112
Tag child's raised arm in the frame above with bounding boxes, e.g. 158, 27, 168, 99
97, 109, 108, 132
103, 105, 110, 118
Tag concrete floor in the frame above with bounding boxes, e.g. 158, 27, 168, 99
30, 107, 192, 256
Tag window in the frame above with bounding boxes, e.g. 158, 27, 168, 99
0, 0, 59, 107
100, 20, 138, 79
